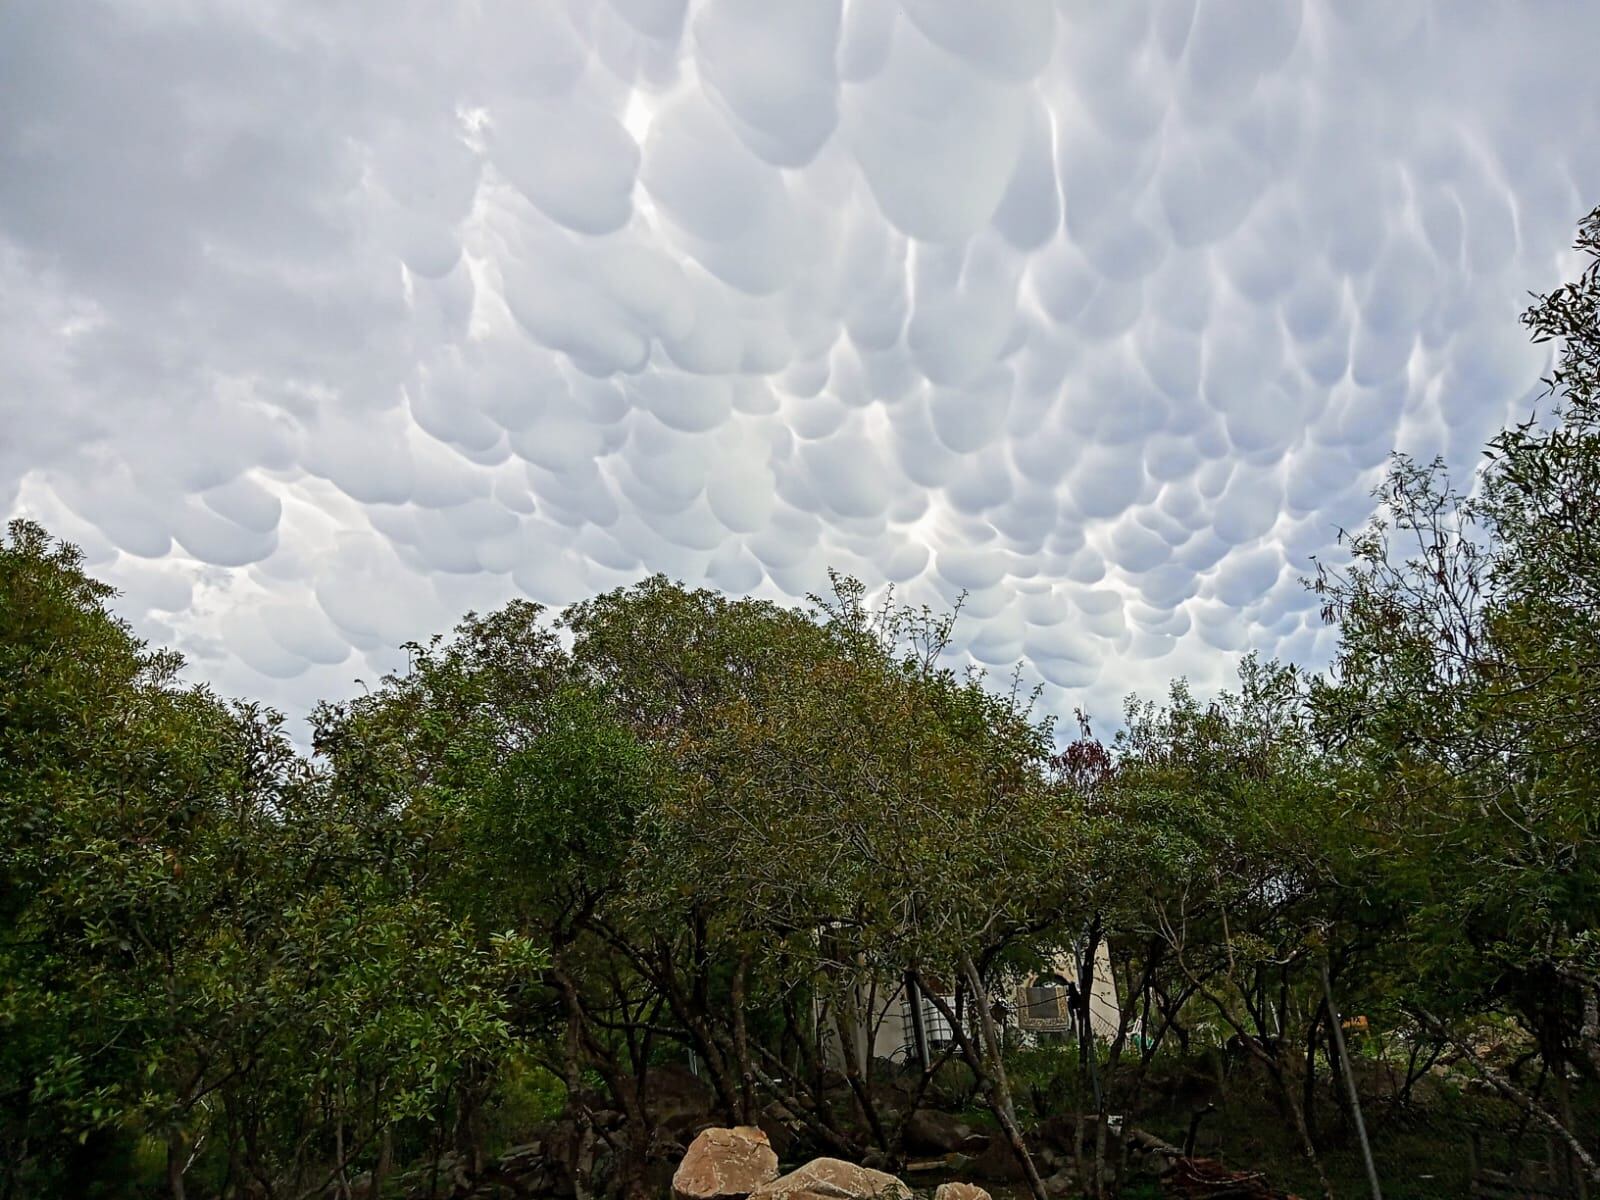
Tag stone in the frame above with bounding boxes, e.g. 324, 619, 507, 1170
1043, 1168, 1078, 1198
970, 1136, 1028, 1184
755, 1104, 800, 1164
934, 1184, 992, 1200
649, 1064, 717, 1121
1033, 1114, 1079, 1155
673, 1127, 781, 1200
652, 1063, 719, 1143
750, 1157, 914, 1200
903, 1110, 990, 1155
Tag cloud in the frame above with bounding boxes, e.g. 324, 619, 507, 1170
5, 0, 1600, 736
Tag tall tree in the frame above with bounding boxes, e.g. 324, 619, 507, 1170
1312, 206, 1600, 1181
1, 522, 528, 1199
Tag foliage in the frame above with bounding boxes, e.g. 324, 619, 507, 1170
0, 520, 534, 1199
1309, 207, 1600, 1170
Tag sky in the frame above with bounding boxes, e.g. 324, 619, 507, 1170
5, 0, 1600, 742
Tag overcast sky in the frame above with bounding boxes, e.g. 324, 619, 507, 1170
5, 0, 1600, 740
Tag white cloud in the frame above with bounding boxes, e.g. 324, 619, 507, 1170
4, 0, 1599, 738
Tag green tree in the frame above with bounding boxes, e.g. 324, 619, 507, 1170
565, 575, 1086, 1197
1312, 206, 1600, 1181
1098, 658, 1347, 1197
1, 522, 531, 1199
1, 518, 250, 1195
313, 600, 659, 1199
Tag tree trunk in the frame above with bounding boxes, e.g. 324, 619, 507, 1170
371, 1130, 394, 1200
1302, 1000, 1324, 1147
1557, 1068, 1589, 1200
1075, 922, 1105, 1113
914, 967, 1046, 1200
1321, 963, 1381, 1200
1181, 971, 1332, 1200
166, 1129, 188, 1200
959, 955, 1050, 1200
743, 1048, 861, 1159
454, 1062, 488, 1177
731, 951, 757, 1123
655, 951, 744, 1121
832, 984, 891, 1151
1092, 1113, 1108, 1200
1418, 1009, 1600, 1186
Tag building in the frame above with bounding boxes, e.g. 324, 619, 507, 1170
825, 942, 1122, 1069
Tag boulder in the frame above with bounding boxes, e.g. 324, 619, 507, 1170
653, 1062, 715, 1101
750, 1157, 914, 1200
754, 1100, 807, 1163
1043, 1168, 1079, 1197
871, 1064, 919, 1114
903, 1110, 990, 1155
673, 1127, 781, 1200
970, 1137, 1029, 1184
934, 1185, 992, 1200
1033, 1114, 1078, 1155
651, 1063, 719, 1133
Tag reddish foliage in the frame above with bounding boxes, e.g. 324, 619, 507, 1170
1050, 708, 1114, 793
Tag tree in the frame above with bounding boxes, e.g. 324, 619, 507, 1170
314, 600, 661, 1199
1311, 206, 1600, 1182
1098, 658, 1346, 1198
565, 574, 1088, 1198
1, 522, 532, 1199
1, 518, 251, 1195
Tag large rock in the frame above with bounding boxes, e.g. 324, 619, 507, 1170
650, 1064, 716, 1117
751, 1157, 914, 1200
1043, 1168, 1079, 1198
652, 1063, 719, 1142
756, 1103, 801, 1163
1032, 1114, 1078, 1155
673, 1127, 780, 1200
903, 1110, 990, 1155
934, 1185, 991, 1200
970, 1136, 1029, 1183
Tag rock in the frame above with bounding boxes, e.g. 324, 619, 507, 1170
484, 1140, 563, 1197
859, 1150, 894, 1174
755, 1104, 800, 1164
673, 1127, 781, 1200
903, 1110, 989, 1156
750, 1157, 914, 1200
650, 1067, 717, 1136
1033, 1114, 1078, 1155
662, 1112, 722, 1148
971, 1137, 1028, 1184
934, 1184, 992, 1200
651, 1064, 719, 1136
1043, 1168, 1078, 1197
871, 1065, 919, 1114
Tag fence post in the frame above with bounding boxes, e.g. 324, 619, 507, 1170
1321, 962, 1383, 1200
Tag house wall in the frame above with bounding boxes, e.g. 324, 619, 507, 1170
820, 944, 1123, 1069
1078, 941, 1122, 1042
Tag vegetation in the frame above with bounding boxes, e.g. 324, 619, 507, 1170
3, 210, 1599, 1199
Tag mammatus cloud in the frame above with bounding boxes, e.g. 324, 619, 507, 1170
4, 1, 1599, 733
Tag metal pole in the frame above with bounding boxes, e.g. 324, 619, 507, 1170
1321, 961, 1383, 1200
